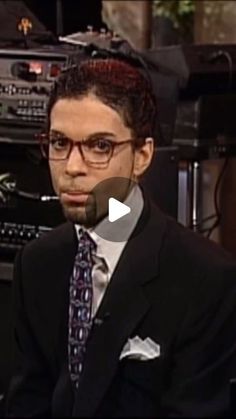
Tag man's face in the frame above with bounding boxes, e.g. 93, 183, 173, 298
49, 94, 153, 226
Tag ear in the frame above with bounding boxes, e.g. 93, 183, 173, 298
133, 138, 154, 178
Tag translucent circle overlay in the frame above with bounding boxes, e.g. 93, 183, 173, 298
85, 177, 141, 243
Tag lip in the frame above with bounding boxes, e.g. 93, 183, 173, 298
61, 191, 90, 204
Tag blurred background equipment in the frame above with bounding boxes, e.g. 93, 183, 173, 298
0, 143, 64, 262
0, 48, 70, 141
0, 1, 104, 45
24, 0, 104, 37
102, 0, 152, 50
147, 44, 236, 152
145, 43, 236, 233
0, 1, 48, 45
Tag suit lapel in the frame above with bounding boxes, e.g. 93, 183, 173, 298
73, 197, 167, 417
33, 222, 77, 370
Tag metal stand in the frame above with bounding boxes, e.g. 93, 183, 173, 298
187, 160, 202, 231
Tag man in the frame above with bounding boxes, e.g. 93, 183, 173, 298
6, 54, 236, 417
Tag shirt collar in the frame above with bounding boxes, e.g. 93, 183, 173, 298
75, 184, 144, 274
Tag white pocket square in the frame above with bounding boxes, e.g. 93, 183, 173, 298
119, 336, 161, 361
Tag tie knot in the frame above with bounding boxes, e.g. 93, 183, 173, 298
78, 228, 97, 253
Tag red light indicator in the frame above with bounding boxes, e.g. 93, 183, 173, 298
29, 62, 43, 75
50, 64, 61, 78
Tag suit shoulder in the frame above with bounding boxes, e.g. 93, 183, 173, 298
162, 213, 236, 277
22, 222, 74, 259
171, 220, 236, 271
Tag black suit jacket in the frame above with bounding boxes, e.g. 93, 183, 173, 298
6, 196, 236, 417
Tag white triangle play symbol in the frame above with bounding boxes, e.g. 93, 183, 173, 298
108, 197, 131, 222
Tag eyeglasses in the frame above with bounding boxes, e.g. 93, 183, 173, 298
38, 133, 135, 167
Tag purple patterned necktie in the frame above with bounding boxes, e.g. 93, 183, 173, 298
68, 228, 97, 389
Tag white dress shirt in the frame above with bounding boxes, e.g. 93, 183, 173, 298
75, 184, 144, 317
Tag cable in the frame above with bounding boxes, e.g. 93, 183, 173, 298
196, 158, 229, 238
206, 157, 229, 238
208, 50, 233, 90
0, 172, 58, 202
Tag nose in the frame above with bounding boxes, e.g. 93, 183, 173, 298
65, 144, 88, 176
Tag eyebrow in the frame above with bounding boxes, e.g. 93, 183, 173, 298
49, 129, 118, 140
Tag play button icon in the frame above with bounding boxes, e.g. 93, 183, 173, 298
84, 177, 144, 242
108, 198, 131, 222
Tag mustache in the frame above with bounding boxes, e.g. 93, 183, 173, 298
60, 188, 90, 194
59, 182, 91, 194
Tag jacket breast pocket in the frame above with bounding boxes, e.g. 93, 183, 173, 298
119, 357, 163, 397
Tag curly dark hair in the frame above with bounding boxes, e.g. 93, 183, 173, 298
47, 57, 157, 147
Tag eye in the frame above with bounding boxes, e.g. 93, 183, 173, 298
49, 136, 69, 150
89, 139, 112, 153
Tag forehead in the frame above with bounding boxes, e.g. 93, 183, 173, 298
50, 95, 131, 139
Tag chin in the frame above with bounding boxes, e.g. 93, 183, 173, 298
62, 204, 97, 228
